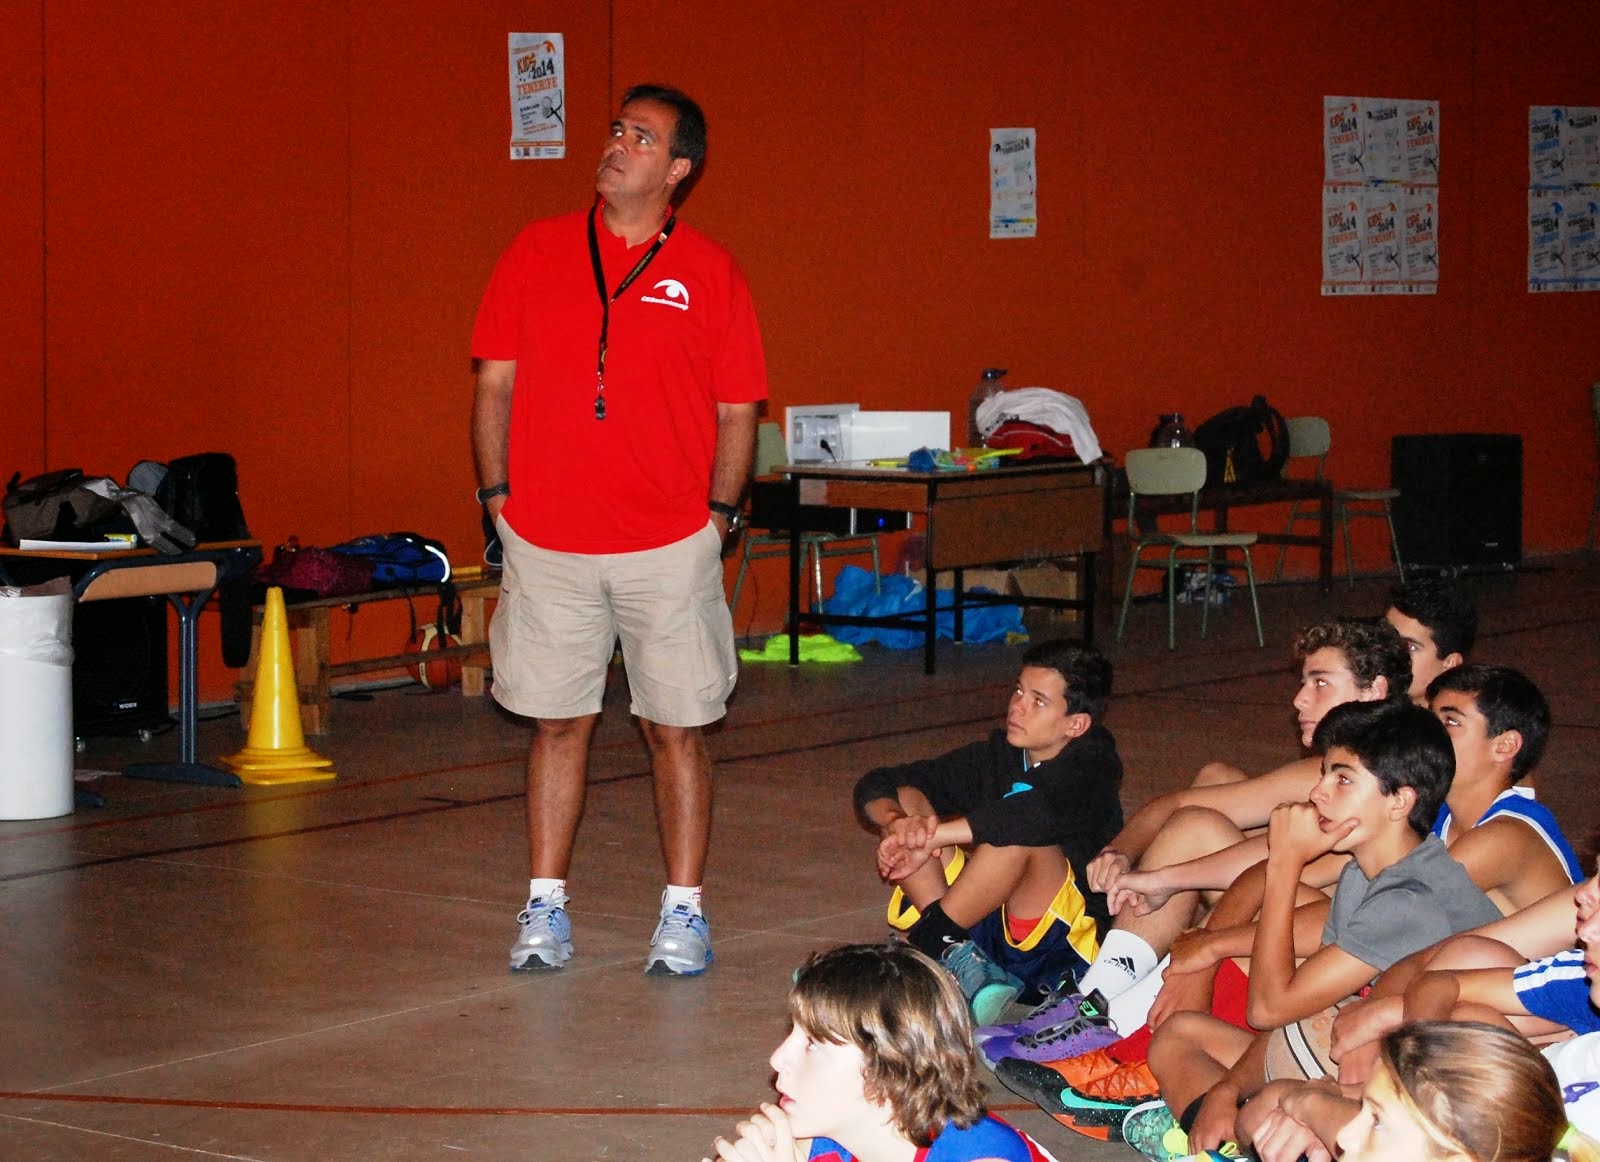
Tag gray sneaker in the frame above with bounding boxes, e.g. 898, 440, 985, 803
645, 902, 713, 976
509, 895, 574, 972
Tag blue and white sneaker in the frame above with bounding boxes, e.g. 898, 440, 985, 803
646, 901, 714, 976
940, 939, 1025, 1026
509, 895, 574, 972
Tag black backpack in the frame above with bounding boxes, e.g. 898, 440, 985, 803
1190, 395, 1290, 488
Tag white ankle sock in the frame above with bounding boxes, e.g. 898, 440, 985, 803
1078, 930, 1159, 999
528, 877, 566, 904
663, 884, 703, 914
1108, 955, 1168, 1030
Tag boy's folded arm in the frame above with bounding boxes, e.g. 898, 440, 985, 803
1247, 942, 1380, 1029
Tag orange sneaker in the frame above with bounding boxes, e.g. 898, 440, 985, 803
1040, 1046, 1124, 1090
1050, 1059, 1161, 1142
993, 1047, 1121, 1115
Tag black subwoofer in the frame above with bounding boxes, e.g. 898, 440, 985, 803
1390, 434, 1522, 570
72, 597, 170, 738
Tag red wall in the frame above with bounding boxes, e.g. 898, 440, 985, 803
3, 2, 1596, 698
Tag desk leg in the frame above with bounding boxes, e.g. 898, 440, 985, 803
1081, 551, 1097, 647
952, 568, 965, 643
787, 480, 802, 666
125, 589, 243, 788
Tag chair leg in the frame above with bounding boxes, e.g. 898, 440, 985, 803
1241, 546, 1264, 647
869, 540, 882, 592
1382, 500, 1406, 583
1200, 549, 1216, 640
809, 542, 825, 609
1274, 500, 1302, 580
1339, 501, 1357, 587
1165, 547, 1179, 651
1116, 545, 1144, 643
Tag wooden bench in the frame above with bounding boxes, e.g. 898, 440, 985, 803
238, 573, 499, 734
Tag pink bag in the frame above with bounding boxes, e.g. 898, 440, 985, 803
255, 537, 374, 598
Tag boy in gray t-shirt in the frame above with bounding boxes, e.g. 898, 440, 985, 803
1143, 699, 1499, 1156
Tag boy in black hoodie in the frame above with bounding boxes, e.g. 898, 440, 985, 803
855, 640, 1123, 1023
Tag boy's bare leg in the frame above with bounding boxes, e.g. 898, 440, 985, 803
1110, 805, 1249, 959
937, 844, 1068, 928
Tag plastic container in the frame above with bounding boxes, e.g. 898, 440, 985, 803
0, 579, 76, 820
967, 367, 1009, 446
1148, 412, 1193, 448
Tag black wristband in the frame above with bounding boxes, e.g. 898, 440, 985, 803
475, 482, 511, 504
707, 500, 740, 520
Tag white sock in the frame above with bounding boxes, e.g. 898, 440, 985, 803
663, 884, 703, 915
1108, 956, 1168, 1030
528, 877, 566, 905
1078, 930, 1159, 999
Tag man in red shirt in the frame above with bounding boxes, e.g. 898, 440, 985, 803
471, 84, 767, 977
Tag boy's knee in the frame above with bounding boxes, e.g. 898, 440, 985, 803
1193, 761, 1248, 789
1149, 1010, 1211, 1069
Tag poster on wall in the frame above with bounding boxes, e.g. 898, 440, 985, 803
508, 34, 565, 159
989, 128, 1037, 239
1528, 106, 1600, 292
1322, 96, 1439, 295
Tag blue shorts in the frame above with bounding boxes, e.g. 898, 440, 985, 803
1513, 950, 1600, 1034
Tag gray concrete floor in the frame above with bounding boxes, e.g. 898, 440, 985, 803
2, 559, 1597, 1160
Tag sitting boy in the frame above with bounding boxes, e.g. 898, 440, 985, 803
1086, 577, 1472, 901
1068, 618, 1409, 1018
1138, 699, 1504, 1157
1384, 575, 1476, 703
854, 640, 1122, 1024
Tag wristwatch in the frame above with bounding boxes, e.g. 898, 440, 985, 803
708, 499, 743, 534
475, 482, 511, 504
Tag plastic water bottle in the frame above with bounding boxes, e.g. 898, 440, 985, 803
967, 367, 1008, 446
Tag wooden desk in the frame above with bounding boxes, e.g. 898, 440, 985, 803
0, 540, 263, 786
780, 462, 1105, 673
1115, 476, 1334, 591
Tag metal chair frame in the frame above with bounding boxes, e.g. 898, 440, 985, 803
1274, 415, 1405, 586
1116, 446, 1264, 650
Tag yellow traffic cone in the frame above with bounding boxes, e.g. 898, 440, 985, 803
223, 586, 336, 785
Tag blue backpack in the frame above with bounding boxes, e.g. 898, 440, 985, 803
330, 532, 450, 587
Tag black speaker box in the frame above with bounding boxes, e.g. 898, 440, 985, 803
72, 597, 170, 738
747, 480, 912, 536
1390, 434, 1522, 570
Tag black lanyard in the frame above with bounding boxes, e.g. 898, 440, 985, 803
587, 202, 675, 420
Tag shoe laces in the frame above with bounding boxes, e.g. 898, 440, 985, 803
1019, 1010, 1112, 1049
653, 904, 704, 941
1079, 1061, 1157, 1101
517, 895, 565, 928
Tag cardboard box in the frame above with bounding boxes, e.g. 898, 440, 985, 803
1009, 563, 1081, 636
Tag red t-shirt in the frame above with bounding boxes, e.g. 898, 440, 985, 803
471, 205, 768, 553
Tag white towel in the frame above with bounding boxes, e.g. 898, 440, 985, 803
975, 387, 1104, 463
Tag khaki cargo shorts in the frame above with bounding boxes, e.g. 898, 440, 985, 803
489, 517, 737, 727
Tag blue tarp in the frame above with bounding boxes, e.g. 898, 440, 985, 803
820, 565, 1025, 649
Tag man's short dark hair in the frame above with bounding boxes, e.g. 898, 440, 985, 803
1389, 577, 1478, 659
1294, 616, 1411, 701
1313, 699, 1455, 836
1020, 640, 1112, 721
1426, 664, 1550, 784
621, 83, 707, 168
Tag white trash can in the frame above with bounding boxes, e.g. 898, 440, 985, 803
0, 577, 75, 820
